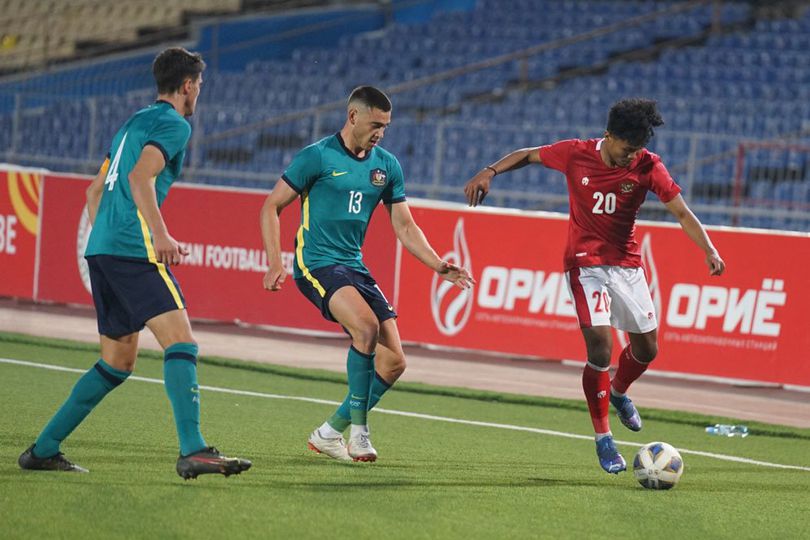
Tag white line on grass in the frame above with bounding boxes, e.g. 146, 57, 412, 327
3, 357, 809, 473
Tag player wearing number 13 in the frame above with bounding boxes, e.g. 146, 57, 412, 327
463, 98, 726, 474
260, 86, 474, 462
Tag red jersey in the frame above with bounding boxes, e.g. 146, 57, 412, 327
538, 138, 681, 271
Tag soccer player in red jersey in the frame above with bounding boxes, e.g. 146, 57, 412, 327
463, 98, 725, 474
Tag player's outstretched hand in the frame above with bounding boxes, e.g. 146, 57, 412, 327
437, 261, 475, 289
153, 232, 188, 265
706, 251, 725, 276
464, 170, 493, 207
263, 264, 287, 291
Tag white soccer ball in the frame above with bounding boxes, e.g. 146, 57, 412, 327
633, 441, 684, 490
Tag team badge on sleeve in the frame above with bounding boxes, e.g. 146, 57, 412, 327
369, 168, 388, 187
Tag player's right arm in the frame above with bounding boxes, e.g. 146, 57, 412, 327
129, 145, 187, 265
85, 157, 110, 225
260, 178, 299, 291
262, 145, 320, 291
464, 147, 543, 206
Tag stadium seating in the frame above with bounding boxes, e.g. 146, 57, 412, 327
2, 0, 809, 229
0, 0, 240, 71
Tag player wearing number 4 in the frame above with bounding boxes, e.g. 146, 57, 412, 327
261, 86, 474, 462
463, 98, 726, 474
18, 48, 251, 479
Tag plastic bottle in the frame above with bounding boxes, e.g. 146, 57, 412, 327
705, 424, 749, 437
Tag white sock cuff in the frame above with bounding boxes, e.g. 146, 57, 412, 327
319, 421, 341, 438
350, 424, 369, 438
586, 361, 610, 372
625, 346, 652, 366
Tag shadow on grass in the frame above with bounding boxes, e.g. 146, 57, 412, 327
211, 476, 611, 491
3, 331, 809, 441
0, 469, 613, 492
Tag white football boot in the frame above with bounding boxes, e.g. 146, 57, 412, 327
307, 429, 351, 461
347, 429, 378, 462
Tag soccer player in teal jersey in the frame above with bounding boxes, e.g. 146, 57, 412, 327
260, 86, 474, 462
18, 47, 251, 479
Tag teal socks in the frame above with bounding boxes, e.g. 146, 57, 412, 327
345, 346, 375, 427
33, 359, 130, 458
33, 344, 208, 459
163, 342, 207, 456
328, 370, 392, 432
369, 372, 393, 412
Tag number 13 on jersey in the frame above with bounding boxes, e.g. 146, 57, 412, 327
348, 190, 363, 214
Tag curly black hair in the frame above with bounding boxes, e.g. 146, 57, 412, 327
606, 98, 664, 147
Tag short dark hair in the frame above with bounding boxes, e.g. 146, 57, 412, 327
348, 86, 392, 112
152, 47, 206, 94
606, 98, 663, 147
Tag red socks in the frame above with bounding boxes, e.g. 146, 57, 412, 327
611, 345, 649, 395
584, 346, 651, 434
582, 363, 610, 434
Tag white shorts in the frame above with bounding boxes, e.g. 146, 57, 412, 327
565, 265, 657, 333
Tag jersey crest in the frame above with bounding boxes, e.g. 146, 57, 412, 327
370, 168, 387, 187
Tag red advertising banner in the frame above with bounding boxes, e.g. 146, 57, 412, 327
37, 174, 95, 306
36, 174, 397, 333
21, 170, 810, 387
395, 205, 810, 388
0, 167, 41, 298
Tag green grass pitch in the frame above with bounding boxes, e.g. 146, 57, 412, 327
1, 332, 809, 539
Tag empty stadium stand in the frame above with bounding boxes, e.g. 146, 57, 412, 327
1, 0, 808, 230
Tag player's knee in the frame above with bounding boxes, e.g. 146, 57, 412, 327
389, 351, 406, 378
634, 343, 658, 364
352, 320, 380, 353
166, 334, 197, 350
104, 353, 137, 372
120, 358, 136, 372
587, 349, 612, 369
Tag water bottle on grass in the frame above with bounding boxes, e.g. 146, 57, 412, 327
705, 424, 749, 437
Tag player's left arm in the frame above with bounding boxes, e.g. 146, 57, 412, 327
386, 201, 474, 289
129, 145, 188, 265
85, 157, 109, 225
664, 194, 725, 276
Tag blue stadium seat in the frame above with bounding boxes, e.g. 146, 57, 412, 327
6, 0, 810, 230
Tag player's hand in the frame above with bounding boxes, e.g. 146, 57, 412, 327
436, 261, 475, 289
153, 232, 187, 265
706, 251, 725, 276
263, 262, 287, 291
464, 169, 494, 207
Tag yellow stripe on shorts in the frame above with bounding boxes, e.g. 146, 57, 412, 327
295, 192, 326, 297
136, 209, 184, 309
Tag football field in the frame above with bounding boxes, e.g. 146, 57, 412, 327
1, 332, 808, 539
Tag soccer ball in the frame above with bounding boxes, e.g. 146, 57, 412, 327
633, 442, 684, 490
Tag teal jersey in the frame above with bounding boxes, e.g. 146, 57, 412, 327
283, 133, 406, 279
85, 101, 191, 259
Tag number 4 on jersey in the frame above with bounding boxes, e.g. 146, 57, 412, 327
104, 132, 128, 191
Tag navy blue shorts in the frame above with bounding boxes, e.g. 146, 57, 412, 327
86, 255, 186, 338
295, 264, 397, 324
